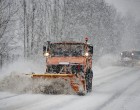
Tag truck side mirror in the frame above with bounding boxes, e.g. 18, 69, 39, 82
47, 41, 51, 51
43, 46, 46, 53
88, 46, 93, 54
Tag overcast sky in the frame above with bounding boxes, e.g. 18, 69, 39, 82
105, 0, 140, 20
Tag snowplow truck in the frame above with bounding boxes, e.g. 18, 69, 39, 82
32, 38, 93, 95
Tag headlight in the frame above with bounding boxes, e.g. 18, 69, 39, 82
131, 53, 134, 56
44, 52, 49, 57
85, 52, 89, 57
120, 53, 123, 55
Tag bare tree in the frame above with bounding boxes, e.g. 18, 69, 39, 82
0, 0, 20, 68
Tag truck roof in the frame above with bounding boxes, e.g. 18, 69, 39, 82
51, 42, 93, 46
51, 41, 84, 44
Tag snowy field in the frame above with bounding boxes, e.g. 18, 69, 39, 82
0, 65, 140, 110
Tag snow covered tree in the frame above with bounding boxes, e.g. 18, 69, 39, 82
0, 0, 20, 68
1, 0, 138, 65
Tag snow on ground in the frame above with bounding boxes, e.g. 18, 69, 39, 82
0, 56, 140, 110
0, 65, 140, 110
0, 59, 75, 95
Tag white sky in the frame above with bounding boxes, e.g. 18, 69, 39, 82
105, 0, 140, 20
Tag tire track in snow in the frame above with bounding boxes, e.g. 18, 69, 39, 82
93, 69, 125, 87
94, 69, 124, 80
15, 95, 78, 110
123, 80, 140, 108
93, 68, 139, 88
0, 95, 61, 110
0, 94, 21, 101
93, 71, 140, 110
35, 96, 80, 110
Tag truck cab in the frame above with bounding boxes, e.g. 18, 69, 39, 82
42, 39, 93, 94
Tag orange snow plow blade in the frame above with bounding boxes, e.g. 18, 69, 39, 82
26, 73, 86, 94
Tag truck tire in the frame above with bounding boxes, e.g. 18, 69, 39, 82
85, 69, 93, 93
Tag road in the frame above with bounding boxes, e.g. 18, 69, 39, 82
0, 66, 140, 110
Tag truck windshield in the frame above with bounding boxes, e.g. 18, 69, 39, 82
132, 51, 140, 60
121, 51, 132, 58
50, 43, 84, 57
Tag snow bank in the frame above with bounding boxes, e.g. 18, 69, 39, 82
0, 59, 74, 95
0, 72, 74, 94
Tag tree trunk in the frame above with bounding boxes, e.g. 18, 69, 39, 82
23, 0, 27, 58
31, 0, 35, 55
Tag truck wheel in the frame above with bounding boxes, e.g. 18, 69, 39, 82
88, 78, 92, 92
85, 69, 93, 93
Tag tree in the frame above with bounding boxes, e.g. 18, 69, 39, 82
0, 0, 20, 68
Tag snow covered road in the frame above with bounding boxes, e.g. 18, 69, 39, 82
0, 66, 140, 110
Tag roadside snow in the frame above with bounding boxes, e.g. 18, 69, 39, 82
0, 66, 140, 110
